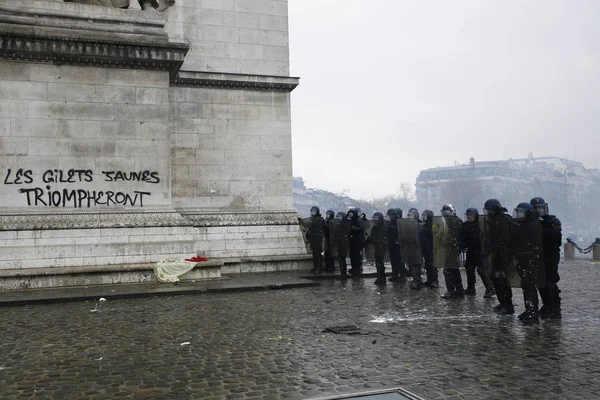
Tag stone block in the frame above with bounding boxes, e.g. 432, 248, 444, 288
0, 81, 47, 100
236, 135, 261, 150
0, 62, 30, 81
226, 43, 264, 60
260, 135, 290, 150
260, 14, 288, 31
57, 156, 96, 171
94, 156, 136, 171
106, 69, 169, 88
196, 180, 230, 196
239, 28, 289, 47
171, 133, 200, 148
28, 137, 71, 156
255, 165, 291, 180
198, 135, 237, 150
259, 105, 291, 122
70, 138, 117, 157
0, 99, 28, 118
203, 0, 235, 11
219, 164, 256, 180
47, 83, 135, 103
223, 11, 261, 29
230, 180, 266, 196
263, 45, 289, 61
30, 64, 108, 85
11, 118, 58, 138
114, 139, 169, 158
195, 149, 225, 165
135, 88, 170, 105
198, 25, 239, 42
271, 151, 292, 166
265, 180, 292, 195
28, 101, 114, 121
141, 122, 169, 139
227, 119, 290, 135
16, 155, 58, 171
175, 102, 205, 119
194, 118, 228, 134
114, 104, 169, 123
189, 164, 220, 180
0, 118, 8, 136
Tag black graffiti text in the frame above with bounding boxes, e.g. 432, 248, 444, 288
3, 168, 33, 184
18, 186, 151, 208
102, 170, 160, 184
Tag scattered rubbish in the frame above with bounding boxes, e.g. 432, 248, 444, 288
99, 298, 106, 302
180, 342, 191, 346
95, 357, 103, 361
90, 304, 99, 312
0, 366, 7, 371
185, 256, 208, 262
372, 340, 377, 344
175, 281, 180, 286
111, 290, 115, 292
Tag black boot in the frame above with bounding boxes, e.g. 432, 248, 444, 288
465, 267, 476, 295
410, 264, 423, 290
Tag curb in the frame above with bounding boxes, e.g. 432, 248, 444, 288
0, 281, 321, 307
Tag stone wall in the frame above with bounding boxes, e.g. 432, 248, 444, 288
165, 0, 290, 76
0, 0, 309, 289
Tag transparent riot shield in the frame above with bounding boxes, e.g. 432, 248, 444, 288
298, 217, 312, 253
397, 218, 422, 265
329, 218, 350, 260
510, 219, 546, 288
432, 216, 461, 269
365, 219, 387, 262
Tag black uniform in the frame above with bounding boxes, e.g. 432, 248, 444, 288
463, 220, 494, 296
370, 218, 388, 283
323, 214, 336, 272
387, 219, 409, 280
421, 219, 439, 286
538, 214, 562, 317
307, 214, 325, 272
348, 215, 365, 275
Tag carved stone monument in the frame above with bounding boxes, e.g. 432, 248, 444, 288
0, 0, 308, 290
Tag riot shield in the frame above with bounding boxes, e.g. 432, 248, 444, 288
509, 219, 546, 288
298, 217, 312, 253
480, 214, 512, 276
432, 216, 461, 269
329, 218, 350, 260
397, 218, 422, 265
478, 215, 492, 278
365, 219, 387, 262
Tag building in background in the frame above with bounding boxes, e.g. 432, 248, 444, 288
416, 155, 600, 240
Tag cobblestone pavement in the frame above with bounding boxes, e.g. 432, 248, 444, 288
1, 260, 599, 400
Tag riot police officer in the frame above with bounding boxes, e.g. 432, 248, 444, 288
463, 208, 495, 298
406, 208, 424, 290
323, 210, 336, 272
440, 204, 465, 299
483, 199, 515, 314
387, 209, 409, 281
347, 208, 365, 276
421, 210, 439, 288
530, 197, 562, 319
370, 212, 388, 285
334, 211, 350, 279
512, 202, 542, 322
307, 206, 325, 273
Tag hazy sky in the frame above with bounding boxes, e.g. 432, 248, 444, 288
288, 0, 600, 199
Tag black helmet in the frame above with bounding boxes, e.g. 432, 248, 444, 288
347, 208, 358, 219
310, 206, 320, 216
387, 208, 398, 217
465, 207, 479, 219
483, 199, 505, 216
441, 204, 456, 217
407, 208, 420, 219
421, 210, 434, 222
514, 202, 534, 219
325, 210, 335, 220
396, 208, 404, 218
530, 197, 549, 217
372, 212, 384, 220
335, 212, 346, 220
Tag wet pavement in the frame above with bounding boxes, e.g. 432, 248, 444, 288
1, 260, 599, 400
